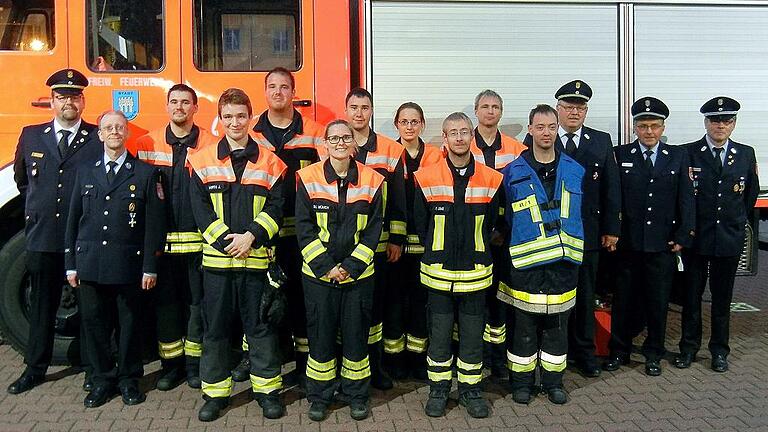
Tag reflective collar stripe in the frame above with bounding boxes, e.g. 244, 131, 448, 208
304, 181, 338, 202
242, 168, 280, 188
346, 185, 379, 203
465, 186, 496, 203
137, 150, 173, 166
198, 165, 236, 183
421, 185, 454, 202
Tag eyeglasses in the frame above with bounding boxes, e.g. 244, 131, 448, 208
54, 94, 83, 102
445, 129, 472, 139
327, 134, 354, 144
557, 104, 587, 113
100, 125, 126, 132
635, 123, 664, 132
397, 119, 422, 128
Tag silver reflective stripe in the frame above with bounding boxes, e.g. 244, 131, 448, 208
366, 154, 398, 170
346, 185, 378, 202
473, 153, 486, 164
304, 181, 338, 200
253, 137, 275, 151
242, 168, 279, 187
137, 150, 173, 164
495, 153, 517, 168
198, 165, 235, 181
285, 136, 323, 148
422, 185, 453, 200
465, 187, 495, 200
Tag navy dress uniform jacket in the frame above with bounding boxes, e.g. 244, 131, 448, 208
615, 141, 695, 252
524, 126, 621, 251
13, 121, 101, 252
65, 153, 166, 284
686, 137, 759, 257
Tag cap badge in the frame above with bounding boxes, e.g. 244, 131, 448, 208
576, 81, 581, 89
718, 98, 723, 106
645, 99, 651, 107
67, 71, 73, 78
129, 185, 136, 191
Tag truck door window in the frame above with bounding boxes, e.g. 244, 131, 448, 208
86, 0, 164, 72
0, 0, 53, 51
194, 0, 300, 71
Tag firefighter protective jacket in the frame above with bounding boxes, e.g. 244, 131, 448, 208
470, 131, 527, 171
251, 109, 325, 238
132, 124, 215, 254
414, 156, 502, 294
355, 132, 407, 251
401, 140, 443, 255
295, 159, 384, 284
188, 137, 287, 271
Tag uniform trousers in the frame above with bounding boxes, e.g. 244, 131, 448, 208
510, 309, 570, 390
485, 243, 511, 367
368, 254, 388, 374
426, 289, 485, 394
610, 250, 676, 361
200, 270, 281, 399
278, 237, 308, 359
304, 277, 373, 405
79, 281, 142, 388
679, 253, 740, 357
25, 252, 89, 376
568, 250, 600, 363
155, 253, 203, 366
383, 253, 428, 366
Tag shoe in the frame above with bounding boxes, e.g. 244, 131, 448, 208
231, 357, 250, 383
7, 373, 44, 395
576, 358, 602, 378
711, 354, 728, 373
674, 352, 695, 369
602, 355, 629, 371
370, 370, 393, 390
187, 375, 202, 389
198, 397, 230, 422
256, 394, 284, 419
458, 389, 489, 418
308, 401, 329, 422
120, 385, 146, 405
512, 387, 534, 405
350, 400, 370, 421
156, 367, 186, 391
84, 385, 118, 408
186, 357, 201, 389
424, 388, 449, 417
82, 374, 93, 392
645, 359, 662, 376
546, 387, 568, 405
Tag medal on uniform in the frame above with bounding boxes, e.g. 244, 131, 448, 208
733, 184, 739, 192
31, 161, 38, 177
739, 180, 745, 192
129, 184, 136, 191
129, 212, 137, 228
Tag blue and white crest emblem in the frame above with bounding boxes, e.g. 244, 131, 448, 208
113, 90, 139, 121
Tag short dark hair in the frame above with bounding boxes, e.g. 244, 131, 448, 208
167, 83, 198, 104
394, 102, 425, 124
528, 104, 558, 125
218, 88, 252, 118
265, 67, 295, 90
345, 87, 373, 107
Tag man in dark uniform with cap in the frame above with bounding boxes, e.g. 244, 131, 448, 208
523, 80, 621, 377
674, 97, 758, 373
9, 69, 101, 395
604, 97, 694, 376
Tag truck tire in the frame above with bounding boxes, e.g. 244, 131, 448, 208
0, 232, 78, 365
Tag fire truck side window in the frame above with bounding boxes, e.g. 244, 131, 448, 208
86, 1, 164, 72
193, 0, 300, 71
0, 0, 54, 51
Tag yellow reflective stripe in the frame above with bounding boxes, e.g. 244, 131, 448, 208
457, 371, 483, 385
202, 219, 228, 244
242, 335, 249, 351
294, 337, 309, 353
474, 215, 485, 252
420, 262, 493, 281
354, 214, 368, 244
561, 232, 584, 250
252, 194, 266, 218
307, 356, 337, 381
390, 220, 407, 236
302, 262, 374, 283
509, 234, 562, 256
368, 322, 383, 344
406, 334, 428, 353
541, 351, 567, 366
184, 340, 202, 357
381, 181, 388, 217
166, 231, 203, 243
428, 370, 453, 382
432, 214, 445, 251
165, 243, 203, 254
420, 272, 492, 293
351, 243, 374, 265
316, 212, 330, 242
427, 356, 453, 368
211, 192, 224, 218
250, 374, 283, 394
499, 206, 505, 216
341, 356, 371, 380
509, 287, 577, 306
301, 239, 327, 263
299, 159, 312, 169
560, 182, 570, 219
508, 351, 537, 372
254, 212, 279, 239
158, 340, 184, 359
202, 377, 233, 398
483, 323, 507, 344
384, 335, 406, 354
202, 245, 270, 270
457, 358, 482, 371
406, 234, 421, 244
541, 360, 567, 372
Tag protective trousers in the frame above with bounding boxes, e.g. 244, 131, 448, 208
383, 254, 428, 369
200, 270, 281, 399
568, 250, 599, 363
484, 243, 510, 369
426, 290, 485, 394
510, 309, 570, 391
155, 253, 203, 370
304, 277, 373, 405
278, 237, 308, 367
368, 254, 387, 377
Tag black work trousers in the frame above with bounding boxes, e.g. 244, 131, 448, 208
610, 250, 676, 361
200, 270, 281, 398
510, 309, 570, 390
485, 243, 511, 367
155, 253, 203, 365
679, 253, 740, 357
24, 252, 90, 376
304, 277, 373, 405
426, 289, 485, 394
568, 250, 599, 363
383, 254, 428, 360
79, 281, 142, 389
278, 237, 308, 358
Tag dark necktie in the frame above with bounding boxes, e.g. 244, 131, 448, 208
713, 147, 723, 175
565, 133, 577, 155
57, 130, 71, 158
106, 161, 117, 184
644, 149, 654, 170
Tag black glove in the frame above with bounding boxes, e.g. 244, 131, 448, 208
260, 261, 288, 326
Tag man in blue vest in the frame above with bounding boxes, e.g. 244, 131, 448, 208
497, 104, 584, 405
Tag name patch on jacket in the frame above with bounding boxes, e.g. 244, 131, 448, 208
207, 184, 227, 192
313, 204, 330, 211
31, 152, 44, 158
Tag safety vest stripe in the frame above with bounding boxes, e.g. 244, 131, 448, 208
427, 355, 454, 368
511, 247, 568, 268
184, 340, 202, 357
350, 243, 374, 265
474, 215, 485, 252
509, 234, 563, 256
301, 239, 326, 263
346, 185, 378, 203
198, 165, 236, 183
560, 182, 571, 219
505, 286, 577, 306
419, 262, 493, 281
389, 220, 407, 236
432, 214, 445, 251
166, 231, 203, 243
203, 244, 269, 259
354, 214, 368, 244
301, 261, 374, 283
203, 219, 228, 244
252, 194, 266, 218
255, 213, 279, 239
304, 181, 338, 202
406, 234, 421, 244
422, 185, 454, 201
457, 371, 482, 385
483, 324, 506, 344
137, 150, 173, 166
465, 186, 496, 203
202, 377, 233, 398
252, 136, 274, 150
560, 232, 584, 250
279, 214, 296, 238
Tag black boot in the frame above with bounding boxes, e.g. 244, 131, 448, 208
231, 351, 250, 383
157, 357, 186, 391
186, 356, 201, 389
198, 397, 230, 422
369, 342, 393, 390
